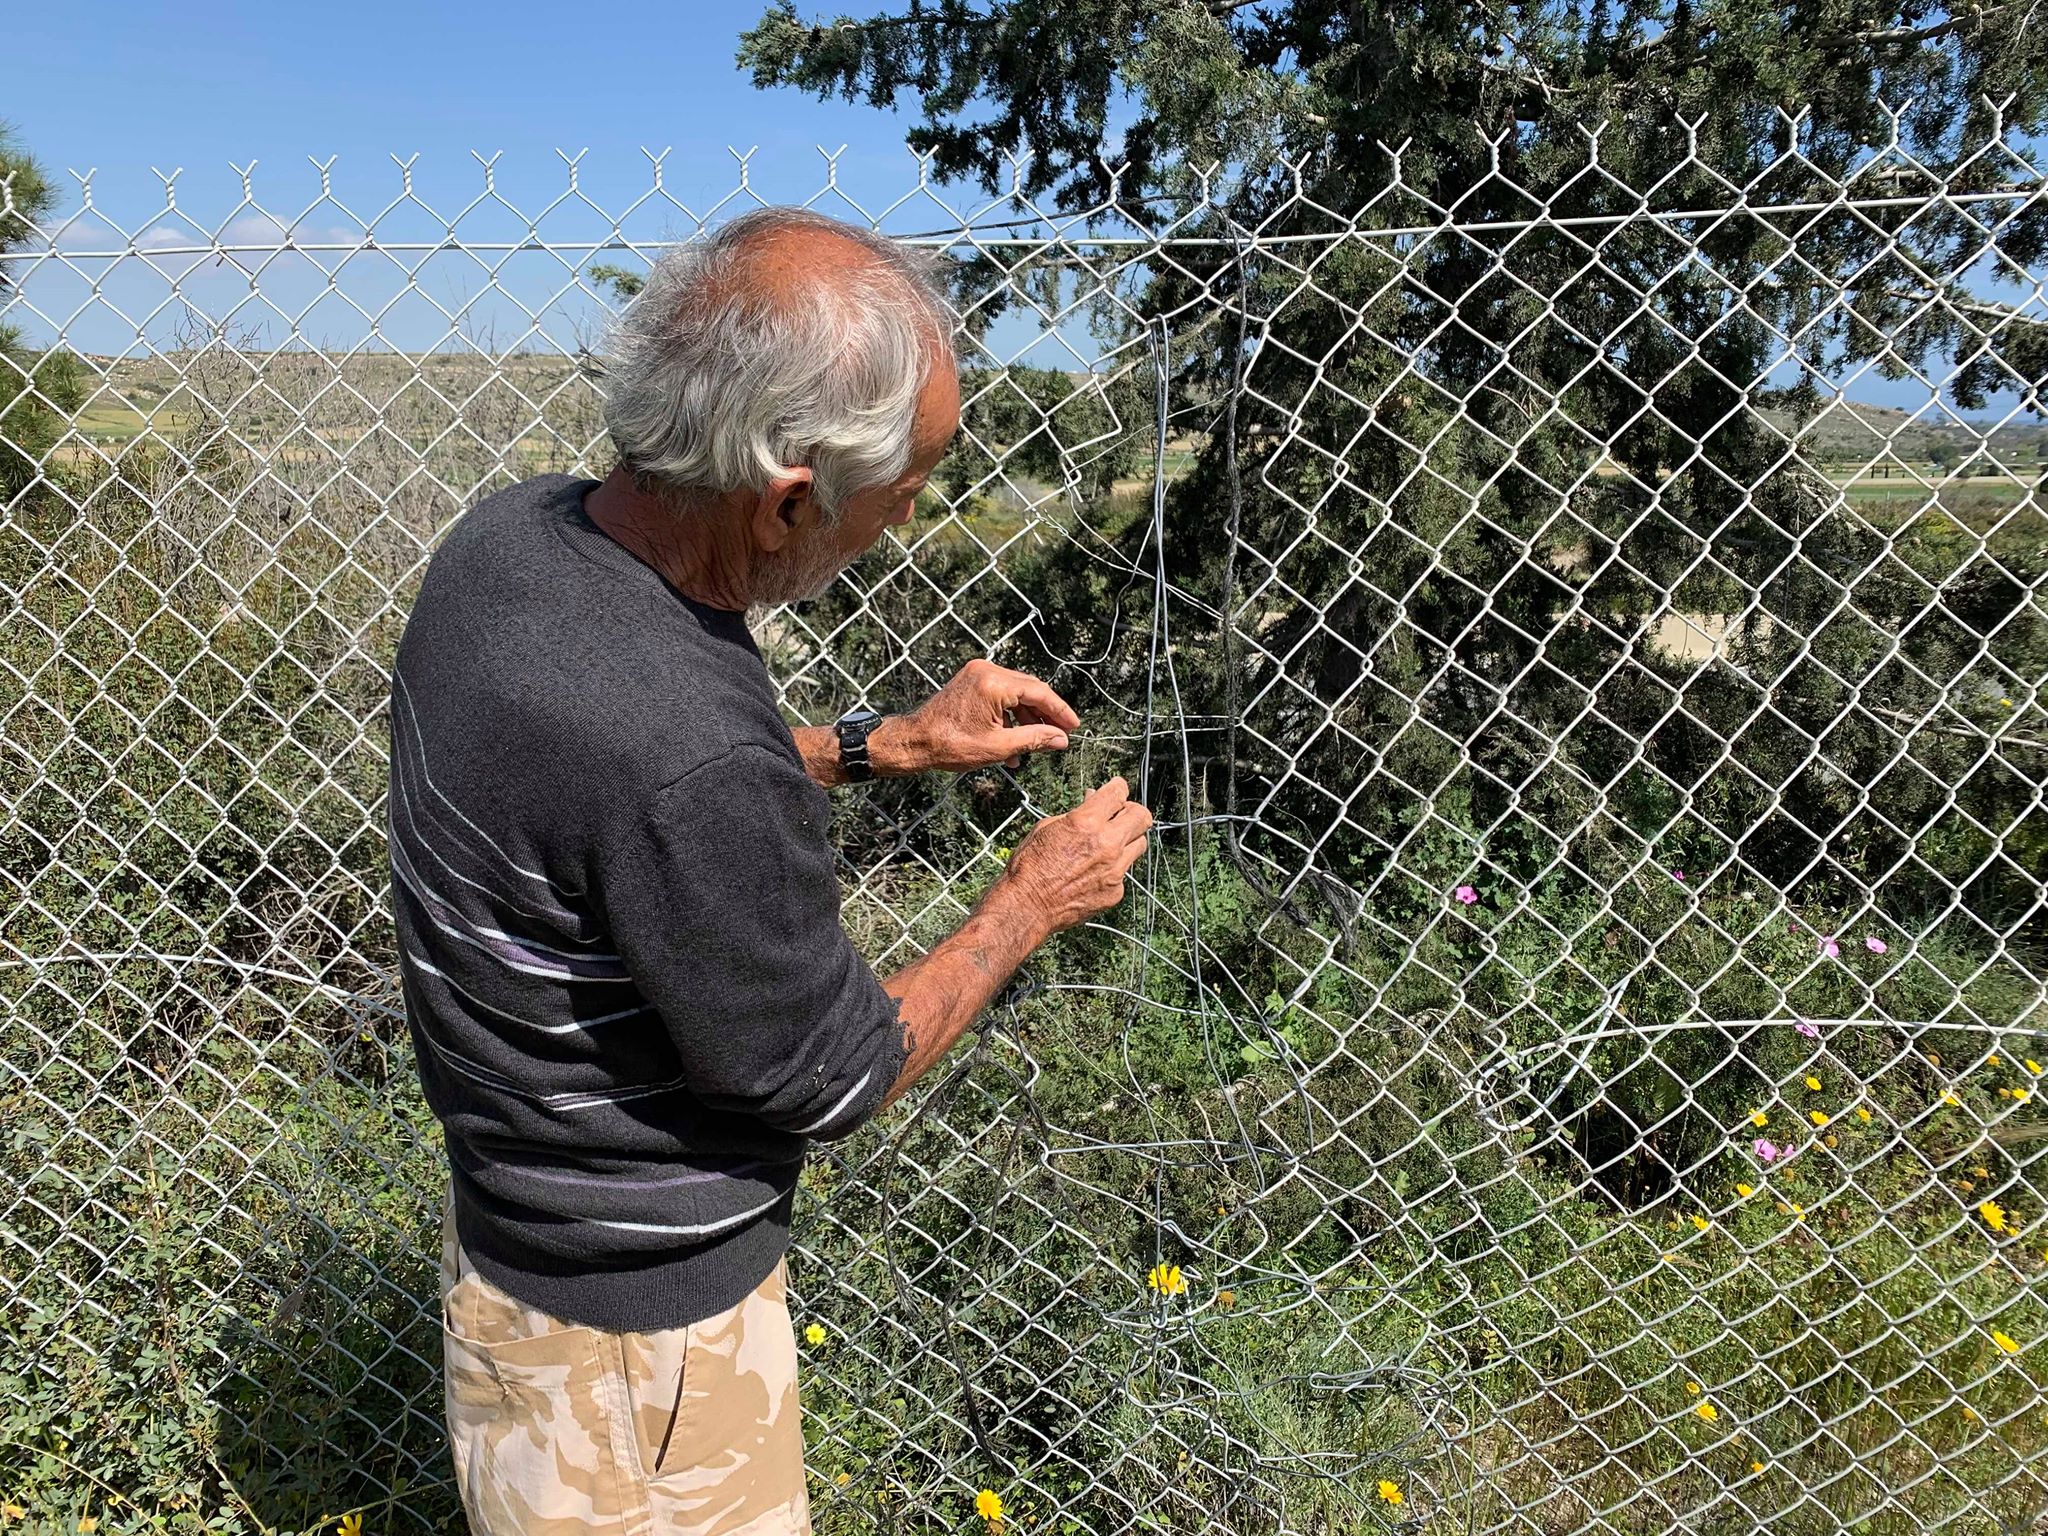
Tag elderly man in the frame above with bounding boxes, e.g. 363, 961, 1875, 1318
386, 206, 1150, 1535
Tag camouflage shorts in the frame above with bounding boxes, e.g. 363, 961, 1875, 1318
440, 1199, 812, 1535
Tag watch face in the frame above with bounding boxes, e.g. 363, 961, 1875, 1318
840, 708, 883, 728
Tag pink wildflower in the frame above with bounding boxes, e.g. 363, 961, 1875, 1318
1755, 1139, 1781, 1162
1795, 1021, 1819, 1038
1865, 935, 1888, 954
1454, 885, 1478, 905
1673, 869, 1686, 881
1819, 936, 1840, 959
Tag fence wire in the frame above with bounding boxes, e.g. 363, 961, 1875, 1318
3, 125, 2047, 1536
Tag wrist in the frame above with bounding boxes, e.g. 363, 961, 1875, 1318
864, 712, 926, 778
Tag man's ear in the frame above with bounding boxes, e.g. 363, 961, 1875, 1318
750, 468, 815, 553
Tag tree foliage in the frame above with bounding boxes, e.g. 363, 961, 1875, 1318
1, 123, 83, 501
735, 1, 2048, 1202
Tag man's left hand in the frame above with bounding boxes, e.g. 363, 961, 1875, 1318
885, 659, 1080, 774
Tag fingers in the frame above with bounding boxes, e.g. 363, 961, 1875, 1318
996, 724, 1071, 758
983, 665, 1081, 731
1073, 775, 1131, 823
1109, 798, 1154, 842
1115, 834, 1151, 875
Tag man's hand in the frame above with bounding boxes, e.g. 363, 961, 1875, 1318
884, 659, 1081, 775
877, 775, 1151, 1111
995, 776, 1152, 934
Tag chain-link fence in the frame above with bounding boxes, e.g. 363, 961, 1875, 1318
4, 119, 2046, 1535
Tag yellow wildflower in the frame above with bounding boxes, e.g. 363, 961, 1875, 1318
1377, 1480, 1404, 1507
1791, 1203, 1805, 1219
1982, 1202, 2008, 1233
1974, 1164, 1992, 1178
2000, 1087, 2013, 1099
1930, 1051, 1943, 1065
1685, 1380, 1701, 1394
1148, 1263, 1186, 1297
339, 1516, 363, 1536
836, 1473, 851, 1486
976, 1489, 1005, 1523
1805, 1075, 1822, 1091
1662, 1252, 1678, 1262
1691, 1214, 1710, 1231
1823, 1134, 1838, 1148
1749, 1109, 1769, 1128
1810, 1110, 1829, 1126
1696, 1402, 1718, 1422
1736, 1183, 1754, 1197
1216, 1289, 1236, 1309
1943, 1091, 1962, 1106
2026, 1060, 2042, 1076
78, 1522, 98, 1536
1990, 1057, 2002, 1067
1993, 1329, 2022, 1354
1962, 1404, 1978, 1421
1856, 1107, 1872, 1122
1751, 1460, 1766, 1474
805, 1322, 827, 1346
2016, 1089, 2033, 1103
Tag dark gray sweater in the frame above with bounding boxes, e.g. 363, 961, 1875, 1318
386, 473, 907, 1332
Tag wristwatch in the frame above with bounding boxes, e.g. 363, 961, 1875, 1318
835, 707, 884, 783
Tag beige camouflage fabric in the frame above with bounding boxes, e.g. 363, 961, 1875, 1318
440, 1198, 811, 1535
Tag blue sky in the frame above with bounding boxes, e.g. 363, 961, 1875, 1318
8, 2, 1088, 365
9, 2, 923, 220
6, 2, 2040, 420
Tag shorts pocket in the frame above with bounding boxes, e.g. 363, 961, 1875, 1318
635, 1265, 807, 1529
441, 1269, 631, 1533
444, 1315, 605, 1408
616, 1325, 693, 1479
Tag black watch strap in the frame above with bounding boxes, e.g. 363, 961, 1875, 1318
835, 708, 883, 783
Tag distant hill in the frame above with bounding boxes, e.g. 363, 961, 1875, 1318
1768, 398, 2048, 467
40, 349, 2048, 471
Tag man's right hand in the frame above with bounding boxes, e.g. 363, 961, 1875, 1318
998, 776, 1153, 934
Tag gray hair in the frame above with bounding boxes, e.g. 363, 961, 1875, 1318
598, 207, 954, 520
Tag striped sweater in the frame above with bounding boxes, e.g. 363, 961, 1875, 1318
385, 473, 907, 1332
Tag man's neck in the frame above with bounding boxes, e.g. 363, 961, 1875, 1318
582, 465, 753, 612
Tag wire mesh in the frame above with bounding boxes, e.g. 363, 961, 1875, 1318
3, 124, 2047, 1534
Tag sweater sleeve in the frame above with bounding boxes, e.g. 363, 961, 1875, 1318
595, 742, 908, 1142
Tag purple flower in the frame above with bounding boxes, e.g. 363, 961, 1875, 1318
1865, 935, 1888, 954
1795, 1021, 1820, 1038
1454, 885, 1478, 905
1819, 936, 1840, 959
1673, 869, 1686, 881
1755, 1139, 1781, 1162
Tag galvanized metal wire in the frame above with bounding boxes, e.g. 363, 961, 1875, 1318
4, 131, 2047, 1534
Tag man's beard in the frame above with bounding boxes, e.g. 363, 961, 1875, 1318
747, 525, 858, 613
